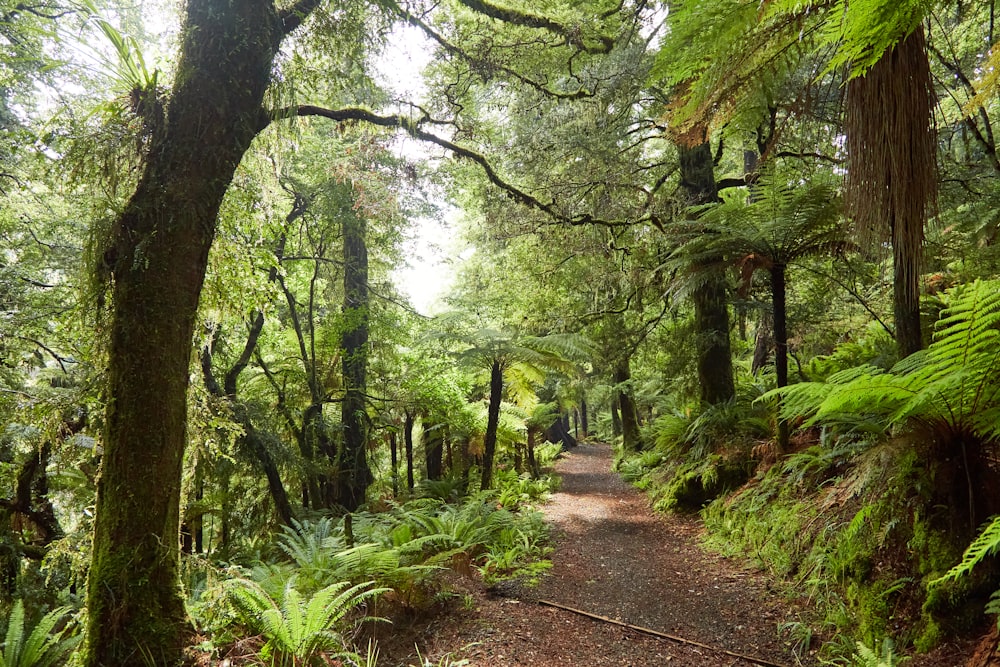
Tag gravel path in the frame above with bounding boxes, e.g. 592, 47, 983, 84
377, 442, 976, 665
529, 442, 801, 664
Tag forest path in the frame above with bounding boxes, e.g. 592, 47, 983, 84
390, 442, 814, 666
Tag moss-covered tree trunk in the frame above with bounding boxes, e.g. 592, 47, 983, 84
84, 1, 308, 663
615, 361, 642, 451
338, 207, 372, 511
678, 140, 735, 405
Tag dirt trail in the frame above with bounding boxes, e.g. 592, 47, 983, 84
529, 442, 803, 664
384, 442, 812, 666
379, 441, 981, 666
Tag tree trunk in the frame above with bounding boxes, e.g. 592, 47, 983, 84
845, 27, 934, 360
404, 411, 415, 491
338, 205, 372, 511
615, 361, 642, 451
526, 427, 540, 478
580, 395, 589, 439
445, 435, 453, 476
546, 414, 578, 450
200, 343, 295, 528
893, 230, 923, 357
389, 430, 399, 498
678, 140, 735, 405
611, 399, 622, 437
481, 359, 504, 490
771, 265, 790, 453
85, 2, 290, 662
751, 309, 774, 375
458, 437, 472, 493
425, 421, 444, 481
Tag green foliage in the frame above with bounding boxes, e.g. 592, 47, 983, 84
821, 638, 909, 667
701, 437, 963, 653
0, 600, 80, 667
532, 442, 562, 470
774, 279, 1000, 444
931, 516, 1000, 589
223, 578, 384, 666
931, 514, 1000, 629
668, 173, 846, 285
617, 397, 768, 510
492, 468, 557, 509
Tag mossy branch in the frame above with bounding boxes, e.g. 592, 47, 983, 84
267, 105, 641, 229
452, 0, 614, 53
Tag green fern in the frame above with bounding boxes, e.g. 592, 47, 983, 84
224, 577, 385, 666
838, 638, 909, 666
773, 279, 1000, 445
0, 600, 80, 667
931, 515, 1000, 587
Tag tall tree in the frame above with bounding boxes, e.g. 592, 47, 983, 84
677, 137, 736, 405
671, 174, 848, 451
338, 192, 372, 510
85, 2, 318, 662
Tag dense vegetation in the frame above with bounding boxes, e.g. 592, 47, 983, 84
3, 0, 1000, 664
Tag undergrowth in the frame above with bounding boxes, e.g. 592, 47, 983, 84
186, 454, 559, 664
617, 280, 1000, 660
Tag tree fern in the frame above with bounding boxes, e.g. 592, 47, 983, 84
932, 515, 1000, 587
0, 600, 79, 667
224, 578, 385, 666
773, 279, 1000, 446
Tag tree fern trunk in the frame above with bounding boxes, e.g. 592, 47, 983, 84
772, 264, 789, 453
481, 359, 503, 490
845, 27, 934, 360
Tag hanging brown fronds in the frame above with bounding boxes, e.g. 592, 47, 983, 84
845, 26, 936, 356
845, 26, 937, 252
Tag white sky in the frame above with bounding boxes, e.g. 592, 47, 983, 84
376, 24, 465, 315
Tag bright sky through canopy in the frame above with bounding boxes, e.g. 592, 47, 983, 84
377, 25, 459, 315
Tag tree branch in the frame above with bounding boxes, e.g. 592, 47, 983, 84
385, 1, 596, 100
278, 0, 324, 34
451, 0, 614, 53
267, 105, 640, 228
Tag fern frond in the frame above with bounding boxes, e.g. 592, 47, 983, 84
1, 600, 25, 667
224, 577, 386, 663
0, 601, 78, 667
932, 515, 1000, 586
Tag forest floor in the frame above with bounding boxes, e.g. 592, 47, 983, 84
372, 442, 985, 667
